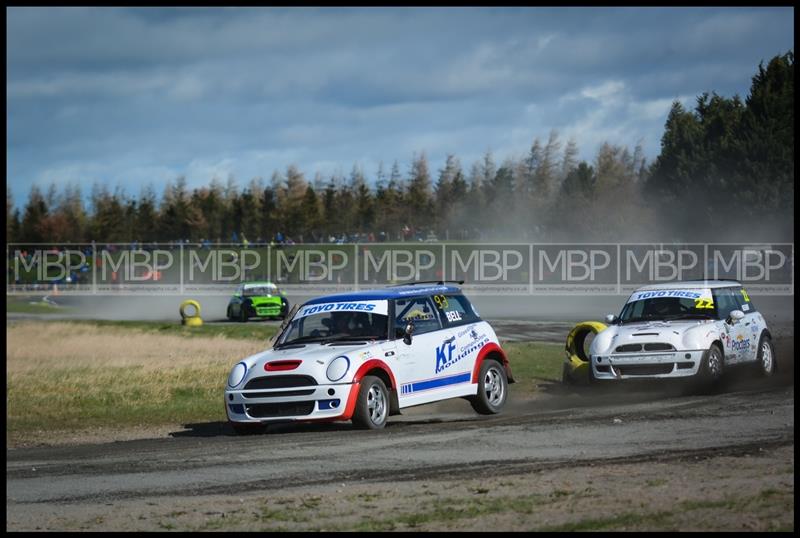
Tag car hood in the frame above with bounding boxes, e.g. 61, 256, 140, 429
590, 319, 718, 355
232, 339, 388, 388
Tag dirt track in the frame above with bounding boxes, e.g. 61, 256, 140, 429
5, 300, 794, 531
6, 371, 794, 530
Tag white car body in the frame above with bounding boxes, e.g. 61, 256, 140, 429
225, 285, 512, 427
589, 280, 771, 381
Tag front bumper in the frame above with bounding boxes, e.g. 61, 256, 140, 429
247, 301, 287, 318
225, 382, 352, 423
591, 350, 706, 380
252, 305, 284, 317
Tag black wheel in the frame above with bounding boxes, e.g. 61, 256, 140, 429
699, 343, 724, 386
226, 306, 233, 321
756, 334, 776, 377
352, 376, 389, 429
470, 360, 508, 415
231, 422, 265, 435
239, 305, 248, 323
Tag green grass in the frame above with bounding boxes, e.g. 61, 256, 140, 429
535, 489, 795, 532
504, 341, 564, 391
7, 364, 232, 435
6, 296, 74, 314
6, 320, 561, 444
58, 319, 280, 341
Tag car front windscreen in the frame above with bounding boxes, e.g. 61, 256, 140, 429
619, 288, 716, 323
243, 285, 278, 297
276, 300, 389, 346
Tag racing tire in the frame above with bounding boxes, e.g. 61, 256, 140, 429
239, 306, 248, 323
470, 360, 508, 415
230, 422, 265, 435
699, 343, 724, 387
226, 306, 233, 321
352, 376, 389, 430
756, 334, 776, 377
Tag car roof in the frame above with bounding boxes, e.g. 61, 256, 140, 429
303, 284, 462, 305
634, 280, 742, 291
243, 281, 277, 288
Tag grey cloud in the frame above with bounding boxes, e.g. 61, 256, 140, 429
6, 7, 794, 208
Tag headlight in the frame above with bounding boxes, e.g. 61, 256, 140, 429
326, 355, 350, 382
227, 362, 247, 388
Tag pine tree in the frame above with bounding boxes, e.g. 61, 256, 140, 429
20, 185, 48, 243
137, 184, 159, 243
406, 152, 433, 230
434, 154, 459, 235
561, 137, 579, 180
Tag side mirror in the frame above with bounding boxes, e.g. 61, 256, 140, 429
403, 322, 415, 345
604, 314, 617, 324
726, 309, 745, 325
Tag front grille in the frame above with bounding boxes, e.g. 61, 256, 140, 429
245, 401, 315, 418
242, 389, 316, 399
244, 375, 317, 390
615, 343, 675, 353
616, 344, 643, 353
617, 364, 674, 376
643, 343, 675, 351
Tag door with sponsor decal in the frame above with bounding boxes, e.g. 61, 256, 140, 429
432, 293, 493, 385
734, 286, 761, 363
714, 287, 750, 364
392, 295, 470, 407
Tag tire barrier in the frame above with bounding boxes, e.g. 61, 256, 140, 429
180, 299, 203, 327
562, 321, 607, 384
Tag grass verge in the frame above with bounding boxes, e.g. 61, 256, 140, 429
61, 319, 280, 341
6, 320, 563, 446
7, 295, 74, 314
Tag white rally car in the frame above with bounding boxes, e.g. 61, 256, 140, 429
225, 283, 513, 432
589, 280, 776, 384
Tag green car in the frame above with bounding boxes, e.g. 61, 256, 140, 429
227, 282, 290, 322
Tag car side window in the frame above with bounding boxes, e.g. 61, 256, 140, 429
395, 296, 441, 335
433, 294, 481, 328
712, 288, 740, 320
734, 286, 757, 313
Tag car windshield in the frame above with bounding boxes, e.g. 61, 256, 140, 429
619, 289, 716, 323
243, 285, 278, 297
276, 301, 389, 347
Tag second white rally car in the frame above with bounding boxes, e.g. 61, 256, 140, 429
225, 283, 514, 432
588, 280, 775, 385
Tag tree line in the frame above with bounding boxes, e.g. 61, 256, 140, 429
6, 52, 793, 244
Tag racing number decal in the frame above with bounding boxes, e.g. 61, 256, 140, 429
740, 289, 750, 302
433, 295, 449, 310
434, 294, 461, 323
694, 298, 714, 309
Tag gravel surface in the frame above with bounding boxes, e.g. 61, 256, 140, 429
5, 296, 794, 531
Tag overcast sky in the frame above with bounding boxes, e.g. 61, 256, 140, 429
6, 6, 794, 209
